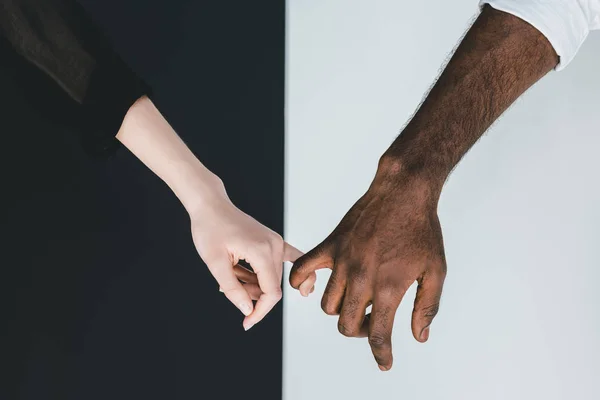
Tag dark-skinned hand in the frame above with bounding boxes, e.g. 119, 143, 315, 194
290, 3, 559, 372
289, 160, 447, 371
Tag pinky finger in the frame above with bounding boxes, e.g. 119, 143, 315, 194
298, 272, 317, 297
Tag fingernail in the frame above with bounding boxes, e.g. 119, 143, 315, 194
310, 286, 315, 294
420, 327, 430, 342
378, 365, 389, 372
219, 288, 223, 293
244, 322, 255, 331
238, 303, 252, 316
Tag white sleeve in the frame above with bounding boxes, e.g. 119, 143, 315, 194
479, 0, 600, 71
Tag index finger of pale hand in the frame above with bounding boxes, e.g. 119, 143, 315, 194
283, 242, 303, 262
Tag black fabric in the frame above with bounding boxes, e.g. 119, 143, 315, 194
0, 0, 151, 156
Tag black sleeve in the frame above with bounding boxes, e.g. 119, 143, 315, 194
0, 0, 152, 157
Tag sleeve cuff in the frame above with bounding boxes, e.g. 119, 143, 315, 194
80, 52, 152, 158
0, 0, 153, 159
479, 0, 590, 71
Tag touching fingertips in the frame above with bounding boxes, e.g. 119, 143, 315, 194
300, 285, 315, 297
298, 279, 314, 297
299, 285, 307, 297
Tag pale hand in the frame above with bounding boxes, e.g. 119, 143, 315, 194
190, 188, 304, 330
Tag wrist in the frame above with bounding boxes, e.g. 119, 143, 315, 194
118, 96, 233, 217
375, 151, 446, 201
170, 161, 231, 218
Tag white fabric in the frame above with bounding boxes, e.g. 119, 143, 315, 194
480, 0, 599, 70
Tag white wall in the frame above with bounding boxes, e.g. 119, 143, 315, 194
284, 1, 600, 399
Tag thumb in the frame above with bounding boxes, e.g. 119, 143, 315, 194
289, 240, 334, 289
411, 272, 445, 343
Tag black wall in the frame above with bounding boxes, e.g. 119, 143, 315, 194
0, 1, 285, 399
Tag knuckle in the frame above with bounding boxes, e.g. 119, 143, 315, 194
377, 283, 401, 302
379, 284, 396, 298
342, 295, 360, 314
269, 234, 284, 249
368, 333, 389, 349
346, 264, 368, 286
418, 302, 440, 319
269, 288, 283, 302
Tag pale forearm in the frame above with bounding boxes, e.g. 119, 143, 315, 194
113, 96, 298, 328
116, 96, 227, 215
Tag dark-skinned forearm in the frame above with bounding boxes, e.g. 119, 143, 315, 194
380, 6, 558, 195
